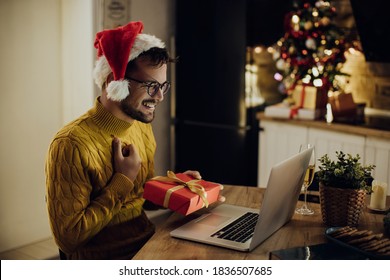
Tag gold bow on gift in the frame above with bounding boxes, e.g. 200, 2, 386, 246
150, 171, 209, 208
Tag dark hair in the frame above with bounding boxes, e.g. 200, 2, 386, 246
126, 47, 176, 73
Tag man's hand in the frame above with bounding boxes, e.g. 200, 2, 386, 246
183, 170, 202, 180
112, 137, 141, 181
183, 170, 225, 203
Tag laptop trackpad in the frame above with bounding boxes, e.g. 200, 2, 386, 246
196, 214, 231, 227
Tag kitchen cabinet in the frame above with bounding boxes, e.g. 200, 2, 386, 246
308, 128, 365, 163
258, 121, 307, 187
258, 118, 390, 195
365, 137, 390, 189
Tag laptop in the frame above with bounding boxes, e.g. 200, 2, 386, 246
170, 147, 313, 251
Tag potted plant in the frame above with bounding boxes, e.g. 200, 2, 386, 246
317, 151, 375, 227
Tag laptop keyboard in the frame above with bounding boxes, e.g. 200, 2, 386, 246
210, 212, 259, 243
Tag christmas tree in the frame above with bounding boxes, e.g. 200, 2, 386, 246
273, 0, 351, 96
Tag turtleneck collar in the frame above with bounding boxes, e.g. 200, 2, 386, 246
89, 97, 134, 137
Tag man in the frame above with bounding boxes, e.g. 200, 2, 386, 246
45, 21, 201, 259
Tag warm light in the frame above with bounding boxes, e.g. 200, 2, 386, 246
254, 46, 263, 53
313, 78, 323, 87
326, 103, 333, 123
312, 10, 319, 17
302, 75, 311, 84
348, 47, 363, 56
312, 67, 319, 77
274, 72, 283, 81
292, 15, 300, 24
317, 1, 330, 7
324, 49, 332, 56
267, 46, 274, 53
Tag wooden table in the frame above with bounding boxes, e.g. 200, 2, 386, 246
134, 185, 389, 260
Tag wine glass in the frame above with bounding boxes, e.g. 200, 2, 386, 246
295, 144, 316, 215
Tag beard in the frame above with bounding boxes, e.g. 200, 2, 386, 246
120, 99, 155, 123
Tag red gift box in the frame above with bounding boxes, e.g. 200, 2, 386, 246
143, 171, 222, 216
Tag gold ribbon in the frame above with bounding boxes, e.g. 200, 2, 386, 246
150, 171, 209, 208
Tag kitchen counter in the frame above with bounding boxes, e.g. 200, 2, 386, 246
257, 112, 390, 140
134, 185, 390, 260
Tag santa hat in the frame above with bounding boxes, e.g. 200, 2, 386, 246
93, 21, 165, 101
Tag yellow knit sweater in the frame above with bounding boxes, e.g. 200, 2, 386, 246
45, 98, 156, 259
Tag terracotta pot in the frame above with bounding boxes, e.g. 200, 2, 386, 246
319, 182, 366, 227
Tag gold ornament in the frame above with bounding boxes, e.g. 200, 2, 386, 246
320, 17, 331, 26
304, 21, 313, 30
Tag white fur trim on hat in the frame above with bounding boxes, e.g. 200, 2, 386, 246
129, 34, 165, 61
106, 80, 129, 102
93, 33, 165, 101
93, 56, 112, 90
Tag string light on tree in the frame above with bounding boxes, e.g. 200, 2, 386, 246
273, 0, 353, 96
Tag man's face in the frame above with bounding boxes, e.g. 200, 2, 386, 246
120, 59, 167, 123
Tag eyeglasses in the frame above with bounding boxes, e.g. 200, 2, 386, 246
126, 77, 171, 97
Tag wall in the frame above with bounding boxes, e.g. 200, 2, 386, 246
0, 0, 94, 253
61, 0, 95, 124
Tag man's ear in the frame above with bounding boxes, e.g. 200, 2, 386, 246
103, 73, 114, 89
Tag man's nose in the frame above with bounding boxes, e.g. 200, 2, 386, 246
153, 88, 165, 101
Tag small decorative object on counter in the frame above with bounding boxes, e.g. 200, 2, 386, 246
292, 84, 328, 112
369, 180, 388, 211
317, 151, 375, 227
143, 171, 222, 216
328, 92, 358, 122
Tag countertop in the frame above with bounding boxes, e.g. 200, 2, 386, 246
257, 112, 390, 140
133, 185, 390, 260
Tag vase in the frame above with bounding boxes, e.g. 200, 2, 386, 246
319, 183, 366, 227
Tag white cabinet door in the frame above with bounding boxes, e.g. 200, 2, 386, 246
258, 121, 307, 187
308, 128, 366, 165
259, 121, 389, 194
365, 137, 390, 195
